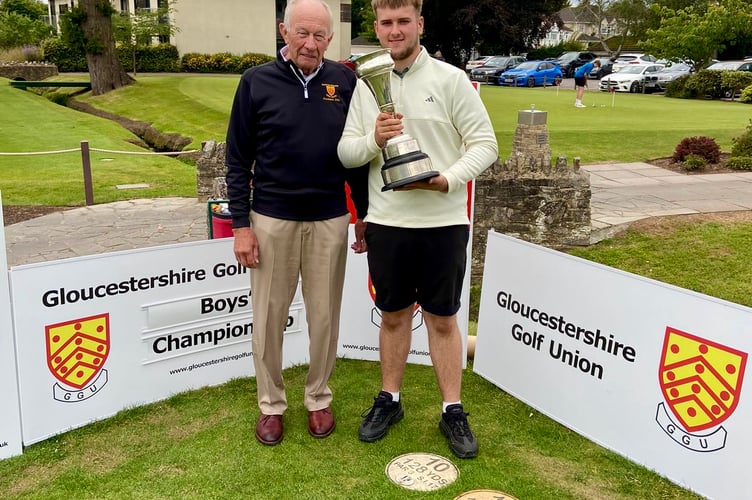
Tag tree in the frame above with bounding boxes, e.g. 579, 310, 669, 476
60, 0, 133, 95
0, 0, 47, 20
0, 11, 52, 49
350, 0, 374, 41
608, 0, 651, 56
421, 0, 567, 66
641, 0, 752, 70
0, 0, 52, 49
112, 0, 179, 74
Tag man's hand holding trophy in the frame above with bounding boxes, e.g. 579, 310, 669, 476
352, 48, 440, 192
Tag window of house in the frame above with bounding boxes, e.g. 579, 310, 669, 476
341, 3, 351, 23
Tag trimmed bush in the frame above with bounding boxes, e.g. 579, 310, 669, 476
41, 37, 87, 72
181, 52, 273, 73
687, 69, 723, 99
731, 120, 752, 157
672, 136, 721, 163
681, 154, 706, 171
720, 71, 752, 99
740, 84, 752, 104
117, 43, 180, 73
727, 157, 752, 170
664, 74, 696, 99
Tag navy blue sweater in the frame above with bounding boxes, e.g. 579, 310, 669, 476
225, 53, 368, 228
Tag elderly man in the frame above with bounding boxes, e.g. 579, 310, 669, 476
225, 0, 368, 446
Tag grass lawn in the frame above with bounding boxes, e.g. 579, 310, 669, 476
477, 84, 752, 163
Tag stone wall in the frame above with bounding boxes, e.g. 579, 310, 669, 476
470, 109, 591, 286
0, 63, 58, 81
196, 140, 228, 202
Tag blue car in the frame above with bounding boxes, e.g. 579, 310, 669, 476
500, 60, 563, 87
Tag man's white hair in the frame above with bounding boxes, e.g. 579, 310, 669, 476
284, 0, 334, 35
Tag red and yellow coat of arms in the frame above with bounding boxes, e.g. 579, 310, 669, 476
659, 327, 747, 432
46, 314, 110, 390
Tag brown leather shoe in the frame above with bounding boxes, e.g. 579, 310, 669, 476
308, 407, 335, 438
255, 413, 283, 446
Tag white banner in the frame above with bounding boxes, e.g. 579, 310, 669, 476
6, 201, 473, 450
474, 231, 752, 500
10, 238, 309, 445
0, 198, 23, 460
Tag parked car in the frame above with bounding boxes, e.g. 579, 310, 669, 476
589, 57, 614, 79
599, 64, 664, 93
338, 53, 363, 71
611, 53, 657, 73
642, 62, 694, 92
500, 60, 563, 87
705, 60, 752, 97
556, 51, 598, 78
705, 60, 752, 72
469, 55, 526, 84
465, 56, 492, 72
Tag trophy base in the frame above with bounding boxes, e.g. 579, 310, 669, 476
381, 151, 439, 192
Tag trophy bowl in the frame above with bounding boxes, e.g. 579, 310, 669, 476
352, 49, 439, 191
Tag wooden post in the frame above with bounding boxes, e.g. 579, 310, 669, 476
81, 140, 94, 206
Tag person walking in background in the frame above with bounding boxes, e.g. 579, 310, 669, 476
574, 59, 600, 107
337, 0, 498, 459
225, 0, 368, 447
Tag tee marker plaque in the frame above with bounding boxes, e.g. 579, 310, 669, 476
385, 452, 458, 491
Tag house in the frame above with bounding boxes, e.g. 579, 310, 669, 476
536, 5, 620, 48
558, 5, 619, 40
46, 0, 353, 61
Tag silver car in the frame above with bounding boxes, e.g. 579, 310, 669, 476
642, 63, 693, 92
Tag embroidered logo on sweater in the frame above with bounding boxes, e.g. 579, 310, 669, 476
323, 83, 341, 102
425, 96, 435, 103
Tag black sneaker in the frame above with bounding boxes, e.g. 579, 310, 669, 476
439, 404, 478, 458
358, 391, 404, 442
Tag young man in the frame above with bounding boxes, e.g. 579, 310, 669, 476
337, 0, 498, 458
574, 59, 601, 107
225, 0, 368, 446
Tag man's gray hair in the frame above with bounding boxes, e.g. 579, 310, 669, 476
284, 0, 334, 34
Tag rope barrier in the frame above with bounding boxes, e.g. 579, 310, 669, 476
0, 148, 81, 156
0, 147, 198, 157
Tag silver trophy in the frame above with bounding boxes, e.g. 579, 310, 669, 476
353, 48, 439, 191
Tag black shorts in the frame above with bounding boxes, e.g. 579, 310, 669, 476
574, 76, 587, 87
365, 223, 469, 316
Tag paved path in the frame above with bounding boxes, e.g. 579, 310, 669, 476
584, 162, 752, 239
4, 162, 752, 267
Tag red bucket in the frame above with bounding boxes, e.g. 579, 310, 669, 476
211, 211, 234, 239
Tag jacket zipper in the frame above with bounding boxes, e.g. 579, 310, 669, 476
289, 65, 309, 100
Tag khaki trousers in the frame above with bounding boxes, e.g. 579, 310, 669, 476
250, 211, 350, 415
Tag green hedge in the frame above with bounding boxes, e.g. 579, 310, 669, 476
42, 37, 273, 74
42, 38, 180, 72
118, 43, 180, 72
180, 52, 274, 73
41, 37, 87, 72
664, 70, 752, 102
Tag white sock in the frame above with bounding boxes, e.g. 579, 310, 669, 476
383, 390, 399, 402
443, 401, 461, 412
